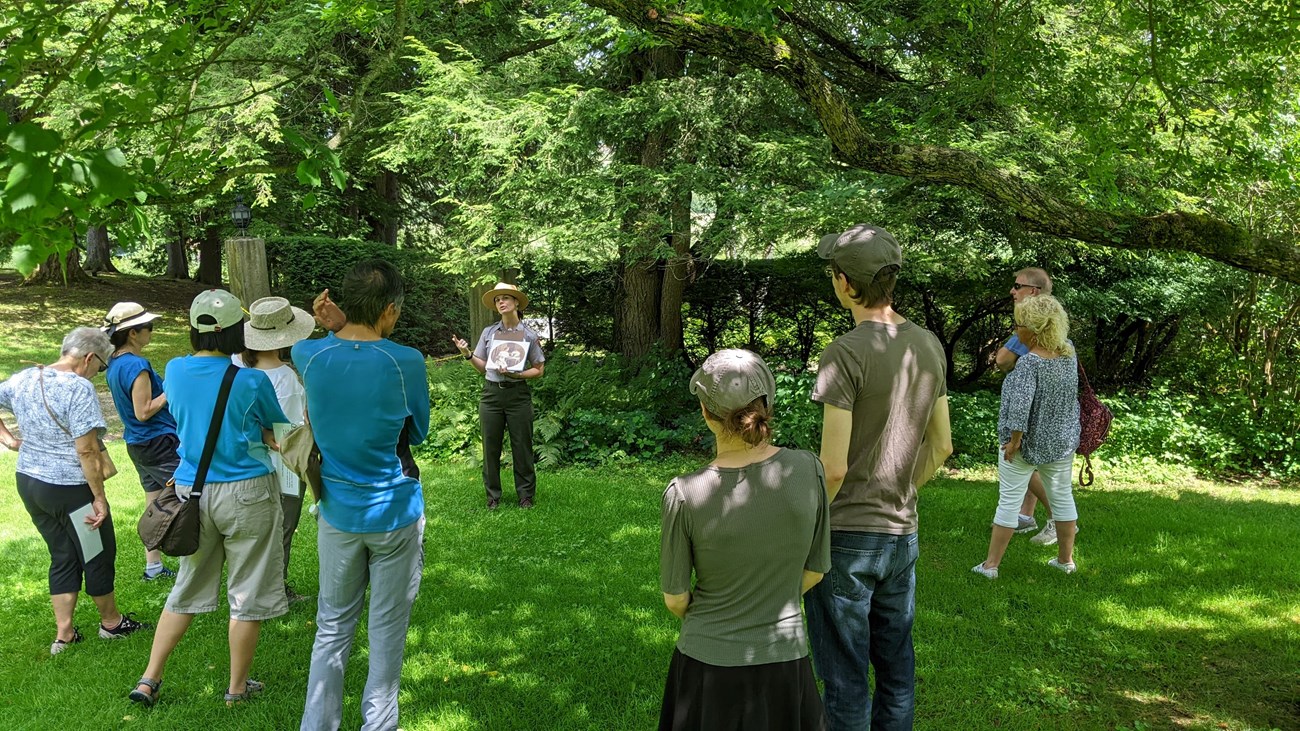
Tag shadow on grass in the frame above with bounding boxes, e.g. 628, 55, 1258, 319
920, 475, 1300, 731
395, 463, 673, 729
2, 461, 1295, 730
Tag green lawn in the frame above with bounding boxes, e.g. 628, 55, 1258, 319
1, 274, 1298, 729
0, 453, 1295, 730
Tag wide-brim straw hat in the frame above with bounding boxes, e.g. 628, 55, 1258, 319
244, 296, 314, 351
481, 282, 529, 311
102, 302, 161, 335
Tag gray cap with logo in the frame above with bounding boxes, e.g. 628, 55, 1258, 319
818, 224, 902, 282
689, 349, 776, 419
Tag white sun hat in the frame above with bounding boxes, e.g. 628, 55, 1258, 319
243, 296, 314, 351
102, 302, 161, 335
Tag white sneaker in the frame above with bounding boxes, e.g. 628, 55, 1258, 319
1030, 520, 1058, 546
1047, 557, 1076, 574
971, 562, 998, 579
1014, 514, 1038, 534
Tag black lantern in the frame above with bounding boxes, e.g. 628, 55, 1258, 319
231, 195, 252, 236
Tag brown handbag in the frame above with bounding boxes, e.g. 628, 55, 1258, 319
279, 420, 322, 502
1076, 360, 1114, 487
37, 366, 117, 482
137, 365, 238, 557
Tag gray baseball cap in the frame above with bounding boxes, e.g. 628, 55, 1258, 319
190, 289, 244, 333
818, 224, 902, 282
689, 349, 776, 419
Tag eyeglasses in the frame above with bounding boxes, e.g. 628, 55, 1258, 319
1011, 282, 1040, 292
91, 353, 108, 374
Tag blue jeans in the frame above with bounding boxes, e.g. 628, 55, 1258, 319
806, 531, 918, 731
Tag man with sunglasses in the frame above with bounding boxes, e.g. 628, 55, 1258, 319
103, 302, 180, 582
994, 269, 1061, 544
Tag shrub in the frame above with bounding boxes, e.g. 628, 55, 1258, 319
265, 236, 466, 354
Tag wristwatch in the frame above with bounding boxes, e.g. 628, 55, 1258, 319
463, 352, 473, 360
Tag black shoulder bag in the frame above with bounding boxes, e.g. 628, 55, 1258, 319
137, 364, 239, 557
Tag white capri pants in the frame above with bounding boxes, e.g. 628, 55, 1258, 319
994, 452, 1077, 528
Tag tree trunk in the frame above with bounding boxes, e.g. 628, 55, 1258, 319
616, 45, 684, 359
166, 226, 190, 279
83, 225, 117, 274
368, 169, 400, 246
25, 248, 91, 285
196, 225, 222, 285
620, 260, 661, 359
659, 190, 693, 354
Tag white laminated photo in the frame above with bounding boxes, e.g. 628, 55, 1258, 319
486, 337, 527, 373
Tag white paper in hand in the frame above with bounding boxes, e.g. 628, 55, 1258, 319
69, 502, 104, 563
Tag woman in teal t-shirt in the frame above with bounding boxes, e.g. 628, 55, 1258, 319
129, 290, 289, 710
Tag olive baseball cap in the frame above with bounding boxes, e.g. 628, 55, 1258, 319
190, 289, 244, 333
818, 224, 902, 282
689, 349, 776, 419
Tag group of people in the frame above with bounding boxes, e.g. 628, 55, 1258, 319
1, 224, 1085, 730
656, 227, 1084, 730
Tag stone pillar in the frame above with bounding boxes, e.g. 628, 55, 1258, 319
224, 237, 271, 305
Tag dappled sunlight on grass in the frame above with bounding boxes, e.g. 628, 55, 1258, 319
0, 283, 1297, 731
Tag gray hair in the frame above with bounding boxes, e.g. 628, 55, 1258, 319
61, 327, 112, 363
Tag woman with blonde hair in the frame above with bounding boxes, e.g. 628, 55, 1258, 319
659, 349, 830, 730
973, 295, 1081, 578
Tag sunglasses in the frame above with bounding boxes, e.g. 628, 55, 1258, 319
91, 352, 108, 374
1011, 282, 1040, 292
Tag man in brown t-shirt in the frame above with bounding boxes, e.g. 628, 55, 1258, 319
805, 223, 953, 730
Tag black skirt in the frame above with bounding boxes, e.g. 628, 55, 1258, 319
658, 648, 827, 731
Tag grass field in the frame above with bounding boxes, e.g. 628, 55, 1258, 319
1, 274, 1298, 730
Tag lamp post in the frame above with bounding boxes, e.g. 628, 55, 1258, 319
231, 195, 252, 237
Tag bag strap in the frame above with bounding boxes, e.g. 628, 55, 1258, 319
1076, 358, 1096, 398
36, 366, 75, 438
191, 365, 240, 499
1078, 454, 1095, 487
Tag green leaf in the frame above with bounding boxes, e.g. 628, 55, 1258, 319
104, 147, 127, 167
329, 167, 347, 191
282, 129, 307, 151
323, 87, 340, 114
8, 192, 39, 212
6, 123, 60, 154
4, 160, 31, 192
9, 240, 53, 277
296, 159, 321, 187
85, 67, 105, 89
140, 157, 156, 174
302, 192, 318, 209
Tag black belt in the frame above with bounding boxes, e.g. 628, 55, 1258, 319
486, 379, 526, 389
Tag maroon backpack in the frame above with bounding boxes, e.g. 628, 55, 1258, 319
1076, 360, 1113, 486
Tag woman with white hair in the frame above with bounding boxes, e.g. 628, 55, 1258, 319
658, 349, 831, 730
974, 295, 1081, 579
0, 327, 149, 654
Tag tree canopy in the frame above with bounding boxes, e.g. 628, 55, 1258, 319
3, 0, 1298, 285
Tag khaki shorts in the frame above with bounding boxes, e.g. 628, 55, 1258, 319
166, 474, 289, 621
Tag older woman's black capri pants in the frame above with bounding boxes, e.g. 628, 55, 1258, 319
16, 473, 117, 596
